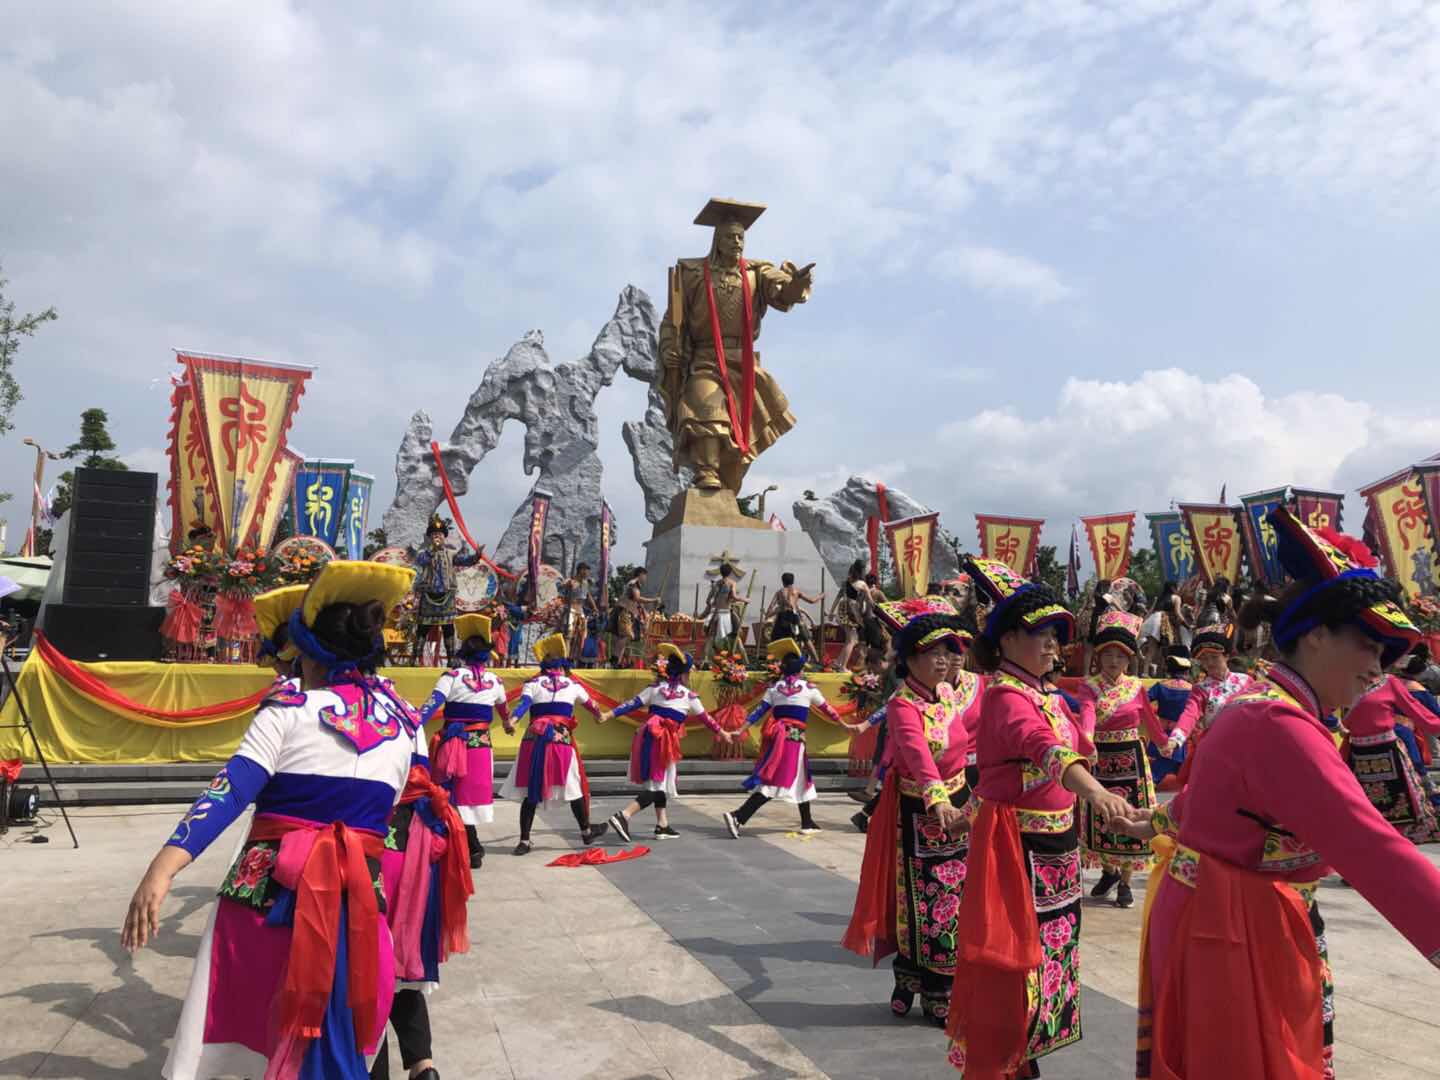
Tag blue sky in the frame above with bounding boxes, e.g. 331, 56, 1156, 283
3, 0, 1439, 569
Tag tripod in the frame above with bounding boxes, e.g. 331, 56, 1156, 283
0, 647, 79, 848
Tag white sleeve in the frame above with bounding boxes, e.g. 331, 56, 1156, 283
234, 704, 291, 773
688, 692, 707, 717
433, 672, 456, 700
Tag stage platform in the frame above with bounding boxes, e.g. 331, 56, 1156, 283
0, 651, 862, 765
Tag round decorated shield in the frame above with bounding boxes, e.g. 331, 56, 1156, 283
273, 536, 335, 561
533, 563, 562, 606
370, 546, 412, 567
455, 564, 498, 611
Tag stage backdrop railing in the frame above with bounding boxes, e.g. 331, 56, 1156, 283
0, 642, 866, 764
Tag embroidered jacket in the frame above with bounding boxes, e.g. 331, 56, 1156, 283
973, 661, 1087, 812
886, 672, 984, 809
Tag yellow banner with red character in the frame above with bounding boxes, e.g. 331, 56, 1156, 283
1360, 466, 1439, 600
257, 447, 302, 552
884, 513, 938, 598
1081, 512, 1135, 580
976, 514, 1044, 577
1178, 503, 1243, 585
180, 351, 312, 553
165, 379, 220, 554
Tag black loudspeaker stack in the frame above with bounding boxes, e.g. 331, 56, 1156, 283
42, 468, 163, 661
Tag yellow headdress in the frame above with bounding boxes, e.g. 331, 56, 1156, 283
532, 632, 569, 665
301, 560, 416, 627
253, 584, 307, 663
454, 613, 492, 644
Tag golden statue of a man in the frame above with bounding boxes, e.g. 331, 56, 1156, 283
658, 198, 814, 493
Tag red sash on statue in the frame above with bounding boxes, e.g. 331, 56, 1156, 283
702, 259, 756, 456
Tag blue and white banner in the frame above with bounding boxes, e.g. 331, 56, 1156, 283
290, 458, 353, 547
1146, 511, 1196, 583
340, 471, 374, 557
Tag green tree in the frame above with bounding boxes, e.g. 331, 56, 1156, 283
362, 526, 388, 559
50, 408, 129, 520
0, 261, 59, 504
1033, 544, 1069, 601
1127, 547, 1164, 607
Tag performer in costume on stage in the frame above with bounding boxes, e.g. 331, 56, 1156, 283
701, 562, 744, 660
1119, 508, 1440, 1080
124, 561, 419, 1080
944, 558, 1134, 1079
1075, 610, 1173, 908
254, 583, 308, 686
499, 633, 609, 855
765, 571, 821, 655
843, 597, 983, 1026
1146, 644, 1200, 790
421, 613, 514, 868
558, 563, 597, 667
374, 670, 472, 1080
723, 638, 843, 837
600, 643, 732, 841
833, 559, 871, 673
410, 514, 480, 666
613, 567, 659, 669
1339, 670, 1440, 844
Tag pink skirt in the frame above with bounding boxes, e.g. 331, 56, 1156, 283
451, 744, 494, 808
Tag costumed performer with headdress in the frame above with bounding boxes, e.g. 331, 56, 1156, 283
254, 583, 308, 687
842, 597, 983, 1026
943, 558, 1135, 1079
1174, 624, 1255, 783
1073, 610, 1175, 909
1118, 508, 1440, 1080
598, 643, 732, 842
1338, 657, 1440, 846
1145, 644, 1200, 790
420, 613, 514, 869
722, 638, 843, 837
124, 561, 419, 1080
499, 632, 609, 855
411, 514, 481, 666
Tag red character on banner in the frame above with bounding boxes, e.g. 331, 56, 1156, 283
1392, 483, 1429, 550
903, 534, 925, 576
1202, 519, 1234, 565
1101, 529, 1123, 564
219, 383, 268, 473
994, 528, 1020, 566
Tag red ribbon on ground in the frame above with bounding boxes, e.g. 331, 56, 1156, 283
428, 441, 517, 580
701, 259, 756, 457
546, 845, 651, 868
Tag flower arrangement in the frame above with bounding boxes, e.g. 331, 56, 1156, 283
708, 648, 752, 686
165, 543, 224, 583
275, 537, 332, 585
1407, 595, 1440, 634
840, 669, 882, 704
219, 546, 276, 597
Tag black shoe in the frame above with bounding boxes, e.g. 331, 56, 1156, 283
469, 850, 484, 869
890, 985, 914, 1017
513, 840, 532, 856
851, 811, 869, 834
921, 997, 949, 1028
1116, 882, 1135, 908
654, 825, 680, 839
1090, 870, 1121, 899
583, 821, 609, 845
723, 811, 741, 838
609, 812, 632, 844
412, 1069, 440, 1080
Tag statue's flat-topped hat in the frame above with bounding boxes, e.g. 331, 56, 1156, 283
694, 198, 767, 229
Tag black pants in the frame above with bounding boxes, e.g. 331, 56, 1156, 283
734, 792, 816, 828
519, 797, 588, 841
369, 988, 431, 1078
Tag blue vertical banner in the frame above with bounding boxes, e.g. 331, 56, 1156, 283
340, 471, 374, 557
1146, 511, 1196, 583
289, 458, 353, 547
1238, 487, 1288, 586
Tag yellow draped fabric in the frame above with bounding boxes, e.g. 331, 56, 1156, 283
0, 657, 858, 764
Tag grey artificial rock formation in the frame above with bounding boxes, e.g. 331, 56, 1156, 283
619, 304, 691, 523
380, 286, 658, 571
793, 476, 961, 585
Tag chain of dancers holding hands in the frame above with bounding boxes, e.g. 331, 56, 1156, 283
122, 506, 1440, 1079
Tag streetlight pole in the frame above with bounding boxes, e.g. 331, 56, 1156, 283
20, 438, 61, 557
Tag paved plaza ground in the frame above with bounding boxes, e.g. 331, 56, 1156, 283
2, 793, 1438, 1079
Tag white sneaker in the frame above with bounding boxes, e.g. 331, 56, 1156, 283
723, 811, 741, 838
609, 812, 632, 844
800, 825, 822, 835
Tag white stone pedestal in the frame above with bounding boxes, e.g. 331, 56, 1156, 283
643, 523, 832, 636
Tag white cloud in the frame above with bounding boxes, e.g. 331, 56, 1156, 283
932, 245, 1074, 304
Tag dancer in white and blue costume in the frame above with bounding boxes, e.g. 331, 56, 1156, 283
123, 562, 419, 1080
600, 643, 730, 841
